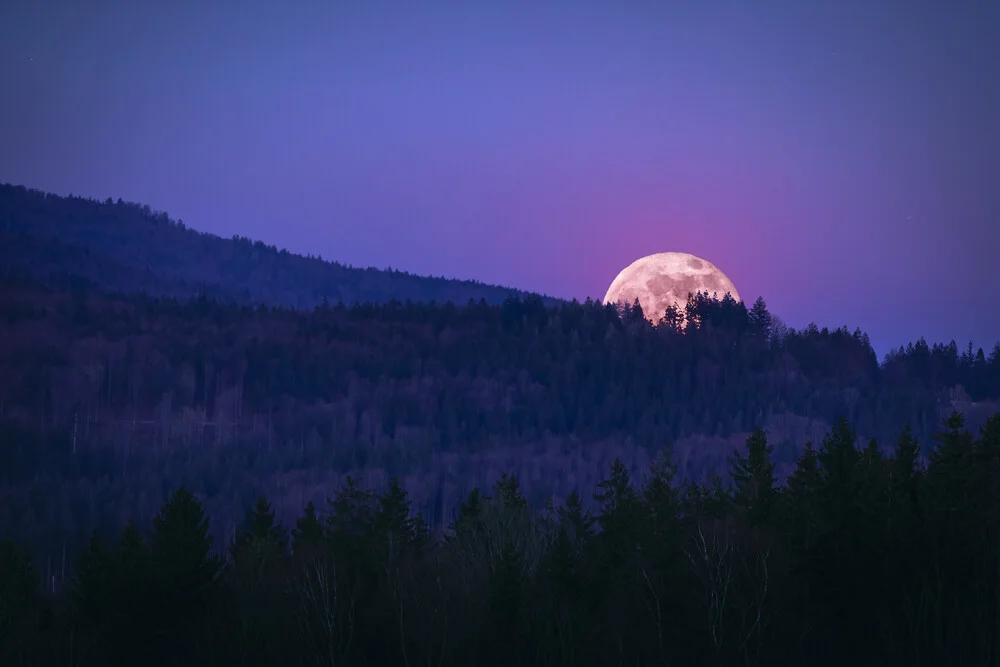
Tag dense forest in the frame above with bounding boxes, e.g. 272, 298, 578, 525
0, 183, 558, 307
0, 272, 998, 564
2, 182, 999, 664
2, 414, 1000, 666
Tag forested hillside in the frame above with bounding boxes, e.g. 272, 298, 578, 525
1, 183, 999, 666
0, 183, 558, 307
2, 415, 999, 667
1, 275, 997, 563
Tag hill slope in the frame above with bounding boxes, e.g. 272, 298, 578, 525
0, 183, 560, 307
1, 277, 997, 555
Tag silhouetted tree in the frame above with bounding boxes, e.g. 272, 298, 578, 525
729, 427, 778, 526
291, 501, 325, 556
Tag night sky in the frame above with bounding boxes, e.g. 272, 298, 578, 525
2, 1, 998, 356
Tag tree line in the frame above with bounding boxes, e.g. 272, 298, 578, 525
1, 276, 999, 565
2, 412, 999, 666
0, 182, 557, 308
2, 278, 996, 453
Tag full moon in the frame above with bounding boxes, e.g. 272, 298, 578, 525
603, 252, 741, 323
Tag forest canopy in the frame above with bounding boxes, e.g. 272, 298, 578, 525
0, 275, 997, 561
1, 183, 998, 666
2, 414, 999, 667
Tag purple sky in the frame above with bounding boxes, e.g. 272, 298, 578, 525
2, 0, 998, 356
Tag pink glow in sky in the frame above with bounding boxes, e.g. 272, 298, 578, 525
1, 0, 998, 355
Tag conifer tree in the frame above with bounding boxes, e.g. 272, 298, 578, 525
112, 521, 155, 662
927, 411, 976, 513
450, 488, 489, 540
643, 450, 679, 533
374, 478, 417, 565
230, 494, 288, 564
595, 459, 636, 529
748, 296, 772, 338
818, 418, 860, 491
326, 475, 376, 541
291, 501, 325, 556
149, 487, 221, 617
782, 441, 821, 554
594, 459, 642, 586
889, 425, 922, 521
558, 490, 595, 543
891, 425, 921, 484
728, 427, 777, 526
680, 474, 730, 520
659, 303, 684, 333
540, 490, 594, 606
495, 473, 529, 512
70, 532, 116, 624
116, 520, 151, 615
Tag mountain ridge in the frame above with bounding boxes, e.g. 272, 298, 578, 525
0, 182, 564, 308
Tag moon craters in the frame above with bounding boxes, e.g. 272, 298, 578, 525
603, 251, 740, 324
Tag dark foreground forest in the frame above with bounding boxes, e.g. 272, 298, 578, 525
2, 413, 1000, 666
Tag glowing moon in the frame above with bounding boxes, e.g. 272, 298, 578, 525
603, 252, 741, 322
